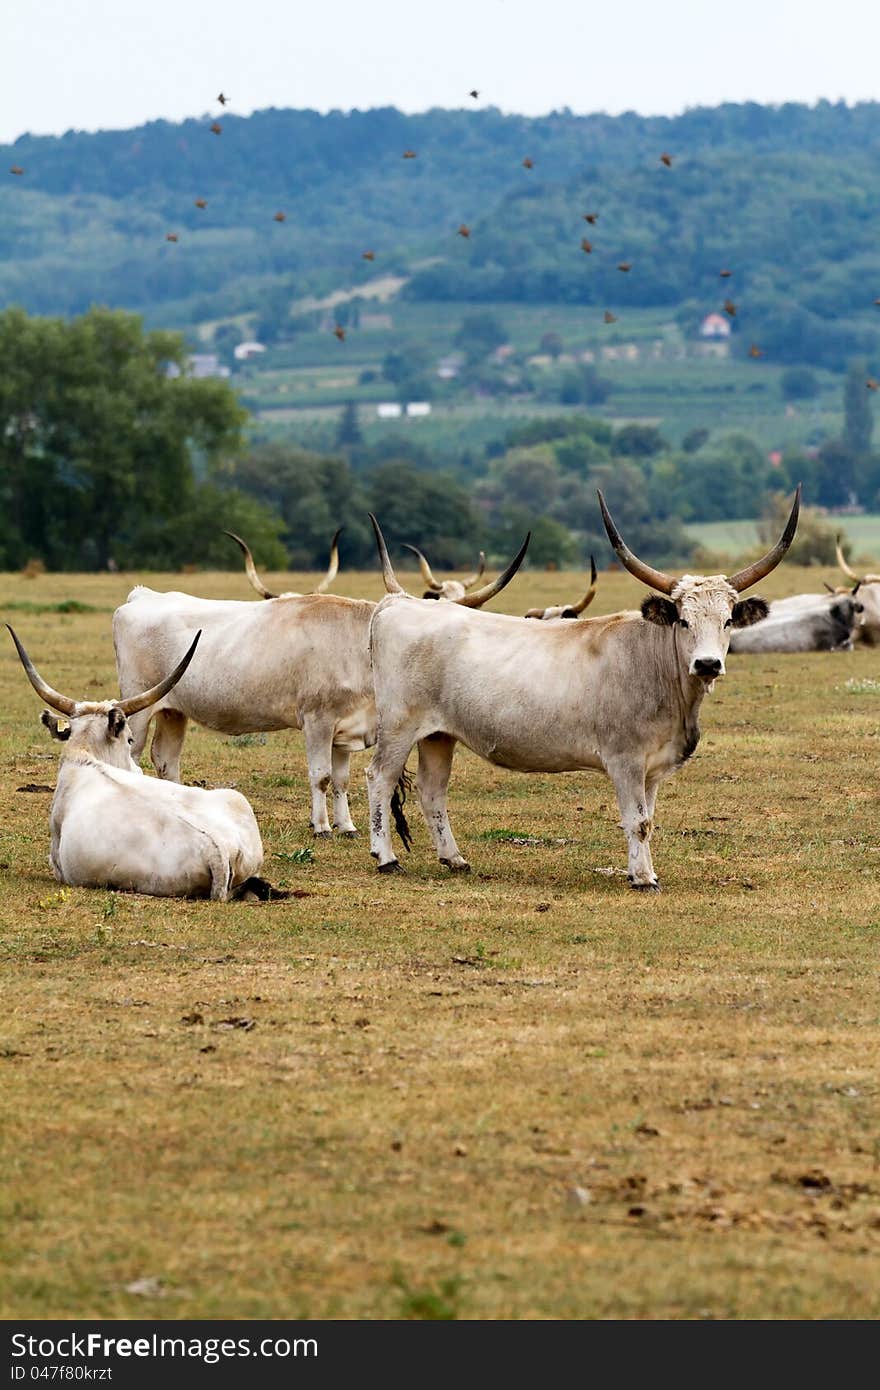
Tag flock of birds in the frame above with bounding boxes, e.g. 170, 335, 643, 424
6, 90, 880, 381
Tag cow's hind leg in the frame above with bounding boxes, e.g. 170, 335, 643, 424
331, 746, 358, 836
365, 733, 415, 871
606, 759, 659, 891
416, 734, 468, 871
303, 717, 335, 837
150, 710, 188, 781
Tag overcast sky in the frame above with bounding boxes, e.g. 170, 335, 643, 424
4, 0, 878, 145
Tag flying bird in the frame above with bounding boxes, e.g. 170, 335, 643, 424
457, 224, 471, 238
165, 233, 179, 243
719, 268, 733, 278
9, 165, 24, 176
874, 298, 880, 306
603, 310, 617, 324
617, 262, 632, 272
217, 93, 229, 105
362, 250, 375, 261
273, 212, 286, 222
402, 149, 417, 159
469, 89, 479, 99
749, 343, 764, 358
660, 153, 673, 167
723, 299, 737, 316
210, 122, 222, 135
583, 212, 598, 224
580, 238, 593, 253
194, 198, 207, 209
522, 157, 534, 169
333, 325, 346, 341
867, 378, 879, 391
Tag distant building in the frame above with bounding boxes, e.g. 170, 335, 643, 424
437, 353, 463, 379
234, 340, 267, 361
188, 353, 231, 379
699, 313, 732, 339
376, 402, 403, 419
406, 402, 431, 417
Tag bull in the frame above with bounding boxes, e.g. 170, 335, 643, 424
365, 489, 800, 890
7, 627, 266, 899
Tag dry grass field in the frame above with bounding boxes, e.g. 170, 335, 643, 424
1, 562, 879, 1321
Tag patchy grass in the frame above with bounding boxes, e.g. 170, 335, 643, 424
0, 567, 879, 1319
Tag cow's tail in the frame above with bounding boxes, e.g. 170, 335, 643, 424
390, 768, 414, 852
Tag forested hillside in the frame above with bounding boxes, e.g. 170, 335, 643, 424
2, 102, 879, 368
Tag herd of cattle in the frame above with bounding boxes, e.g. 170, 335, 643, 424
6, 486, 879, 897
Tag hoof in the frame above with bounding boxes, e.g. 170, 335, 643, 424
631, 880, 661, 893
377, 859, 403, 874
313, 830, 333, 840
337, 829, 359, 839
440, 858, 471, 873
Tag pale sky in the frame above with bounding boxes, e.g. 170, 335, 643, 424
3, 0, 878, 145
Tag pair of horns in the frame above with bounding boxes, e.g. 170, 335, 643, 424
599, 486, 801, 595
370, 516, 530, 607
225, 529, 342, 600
836, 536, 880, 586
7, 626, 201, 718
524, 557, 598, 618
402, 544, 486, 592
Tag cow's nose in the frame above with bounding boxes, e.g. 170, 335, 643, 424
693, 657, 722, 678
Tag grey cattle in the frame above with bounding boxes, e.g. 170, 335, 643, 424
365, 490, 800, 891
833, 537, 880, 645
7, 627, 264, 899
402, 544, 487, 602
524, 558, 598, 620
729, 593, 862, 652
227, 529, 341, 599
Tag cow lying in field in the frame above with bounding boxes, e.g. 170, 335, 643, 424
7, 626, 266, 899
831, 538, 880, 645
112, 538, 528, 837
365, 489, 800, 890
728, 592, 862, 653
524, 558, 598, 620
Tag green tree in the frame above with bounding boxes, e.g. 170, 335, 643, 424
453, 312, 507, 366
843, 360, 874, 486
335, 401, 363, 450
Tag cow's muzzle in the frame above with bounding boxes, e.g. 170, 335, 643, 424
692, 657, 723, 681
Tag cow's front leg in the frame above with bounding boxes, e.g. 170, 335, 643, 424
331, 746, 358, 836
606, 759, 659, 891
416, 734, 469, 871
150, 709, 188, 781
302, 718, 335, 837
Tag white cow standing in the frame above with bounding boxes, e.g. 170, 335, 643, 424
365, 490, 800, 891
8, 627, 265, 900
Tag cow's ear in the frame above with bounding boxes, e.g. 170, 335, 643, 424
732, 597, 769, 628
41, 710, 71, 741
641, 596, 677, 627
107, 707, 127, 739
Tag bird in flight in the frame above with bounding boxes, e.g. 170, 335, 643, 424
165, 233, 179, 243
749, 344, 763, 358
617, 262, 632, 272
9, 165, 24, 175
867, 378, 879, 391
402, 149, 417, 159
210, 122, 222, 135
522, 157, 534, 169
333, 325, 346, 341
604, 310, 617, 323
660, 153, 673, 167
457, 224, 471, 238
583, 212, 598, 224
719, 268, 733, 278
580, 238, 593, 253
194, 198, 207, 209
362, 250, 375, 261
469, 89, 479, 99
273, 212, 286, 222
217, 93, 229, 105
723, 299, 737, 316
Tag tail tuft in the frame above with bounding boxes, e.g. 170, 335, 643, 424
390, 768, 414, 852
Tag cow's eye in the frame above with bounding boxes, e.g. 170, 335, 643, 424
724, 618, 732, 629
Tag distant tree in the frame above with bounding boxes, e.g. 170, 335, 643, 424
453, 312, 507, 365
613, 424, 667, 458
780, 367, 820, 401
557, 364, 611, 406
335, 401, 363, 449
382, 342, 432, 387
540, 331, 564, 360
681, 427, 710, 453
843, 359, 874, 465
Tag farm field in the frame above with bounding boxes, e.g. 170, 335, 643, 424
688, 515, 880, 562
1, 564, 879, 1320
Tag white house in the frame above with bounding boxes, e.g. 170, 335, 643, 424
376, 402, 403, 419
234, 341, 267, 361
406, 402, 432, 418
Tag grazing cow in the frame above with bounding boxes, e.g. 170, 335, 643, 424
112, 538, 529, 837
729, 592, 862, 653
365, 490, 799, 890
402, 544, 486, 601
833, 538, 880, 645
7, 627, 265, 900
227, 529, 341, 599
524, 558, 598, 620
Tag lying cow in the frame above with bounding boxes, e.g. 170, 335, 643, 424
832, 538, 880, 645
524, 558, 598, 620
112, 538, 528, 838
365, 489, 799, 890
227, 529, 342, 599
402, 544, 486, 601
7, 626, 266, 899
729, 592, 862, 653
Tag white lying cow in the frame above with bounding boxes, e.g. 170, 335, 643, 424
402, 544, 486, 601
832, 538, 880, 646
227, 529, 342, 599
729, 592, 862, 653
524, 558, 598, 620
365, 490, 799, 890
7, 627, 265, 899
112, 540, 528, 838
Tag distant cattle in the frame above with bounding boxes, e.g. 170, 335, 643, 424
525, 558, 598, 620
402, 544, 487, 602
832, 538, 880, 645
364, 490, 799, 890
227, 529, 341, 599
729, 592, 862, 653
7, 626, 266, 899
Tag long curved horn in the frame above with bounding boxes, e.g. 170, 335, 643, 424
728, 485, 801, 592
116, 633, 202, 715
597, 491, 675, 596
314, 527, 342, 594
569, 555, 599, 615
7, 625, 77, 715
225, 531, 278, 600
835, 535, 862, 583
456, 534, 531, 608
461, 551, 487, 590
402, 544, 443, 591
368, 514, 406, 595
